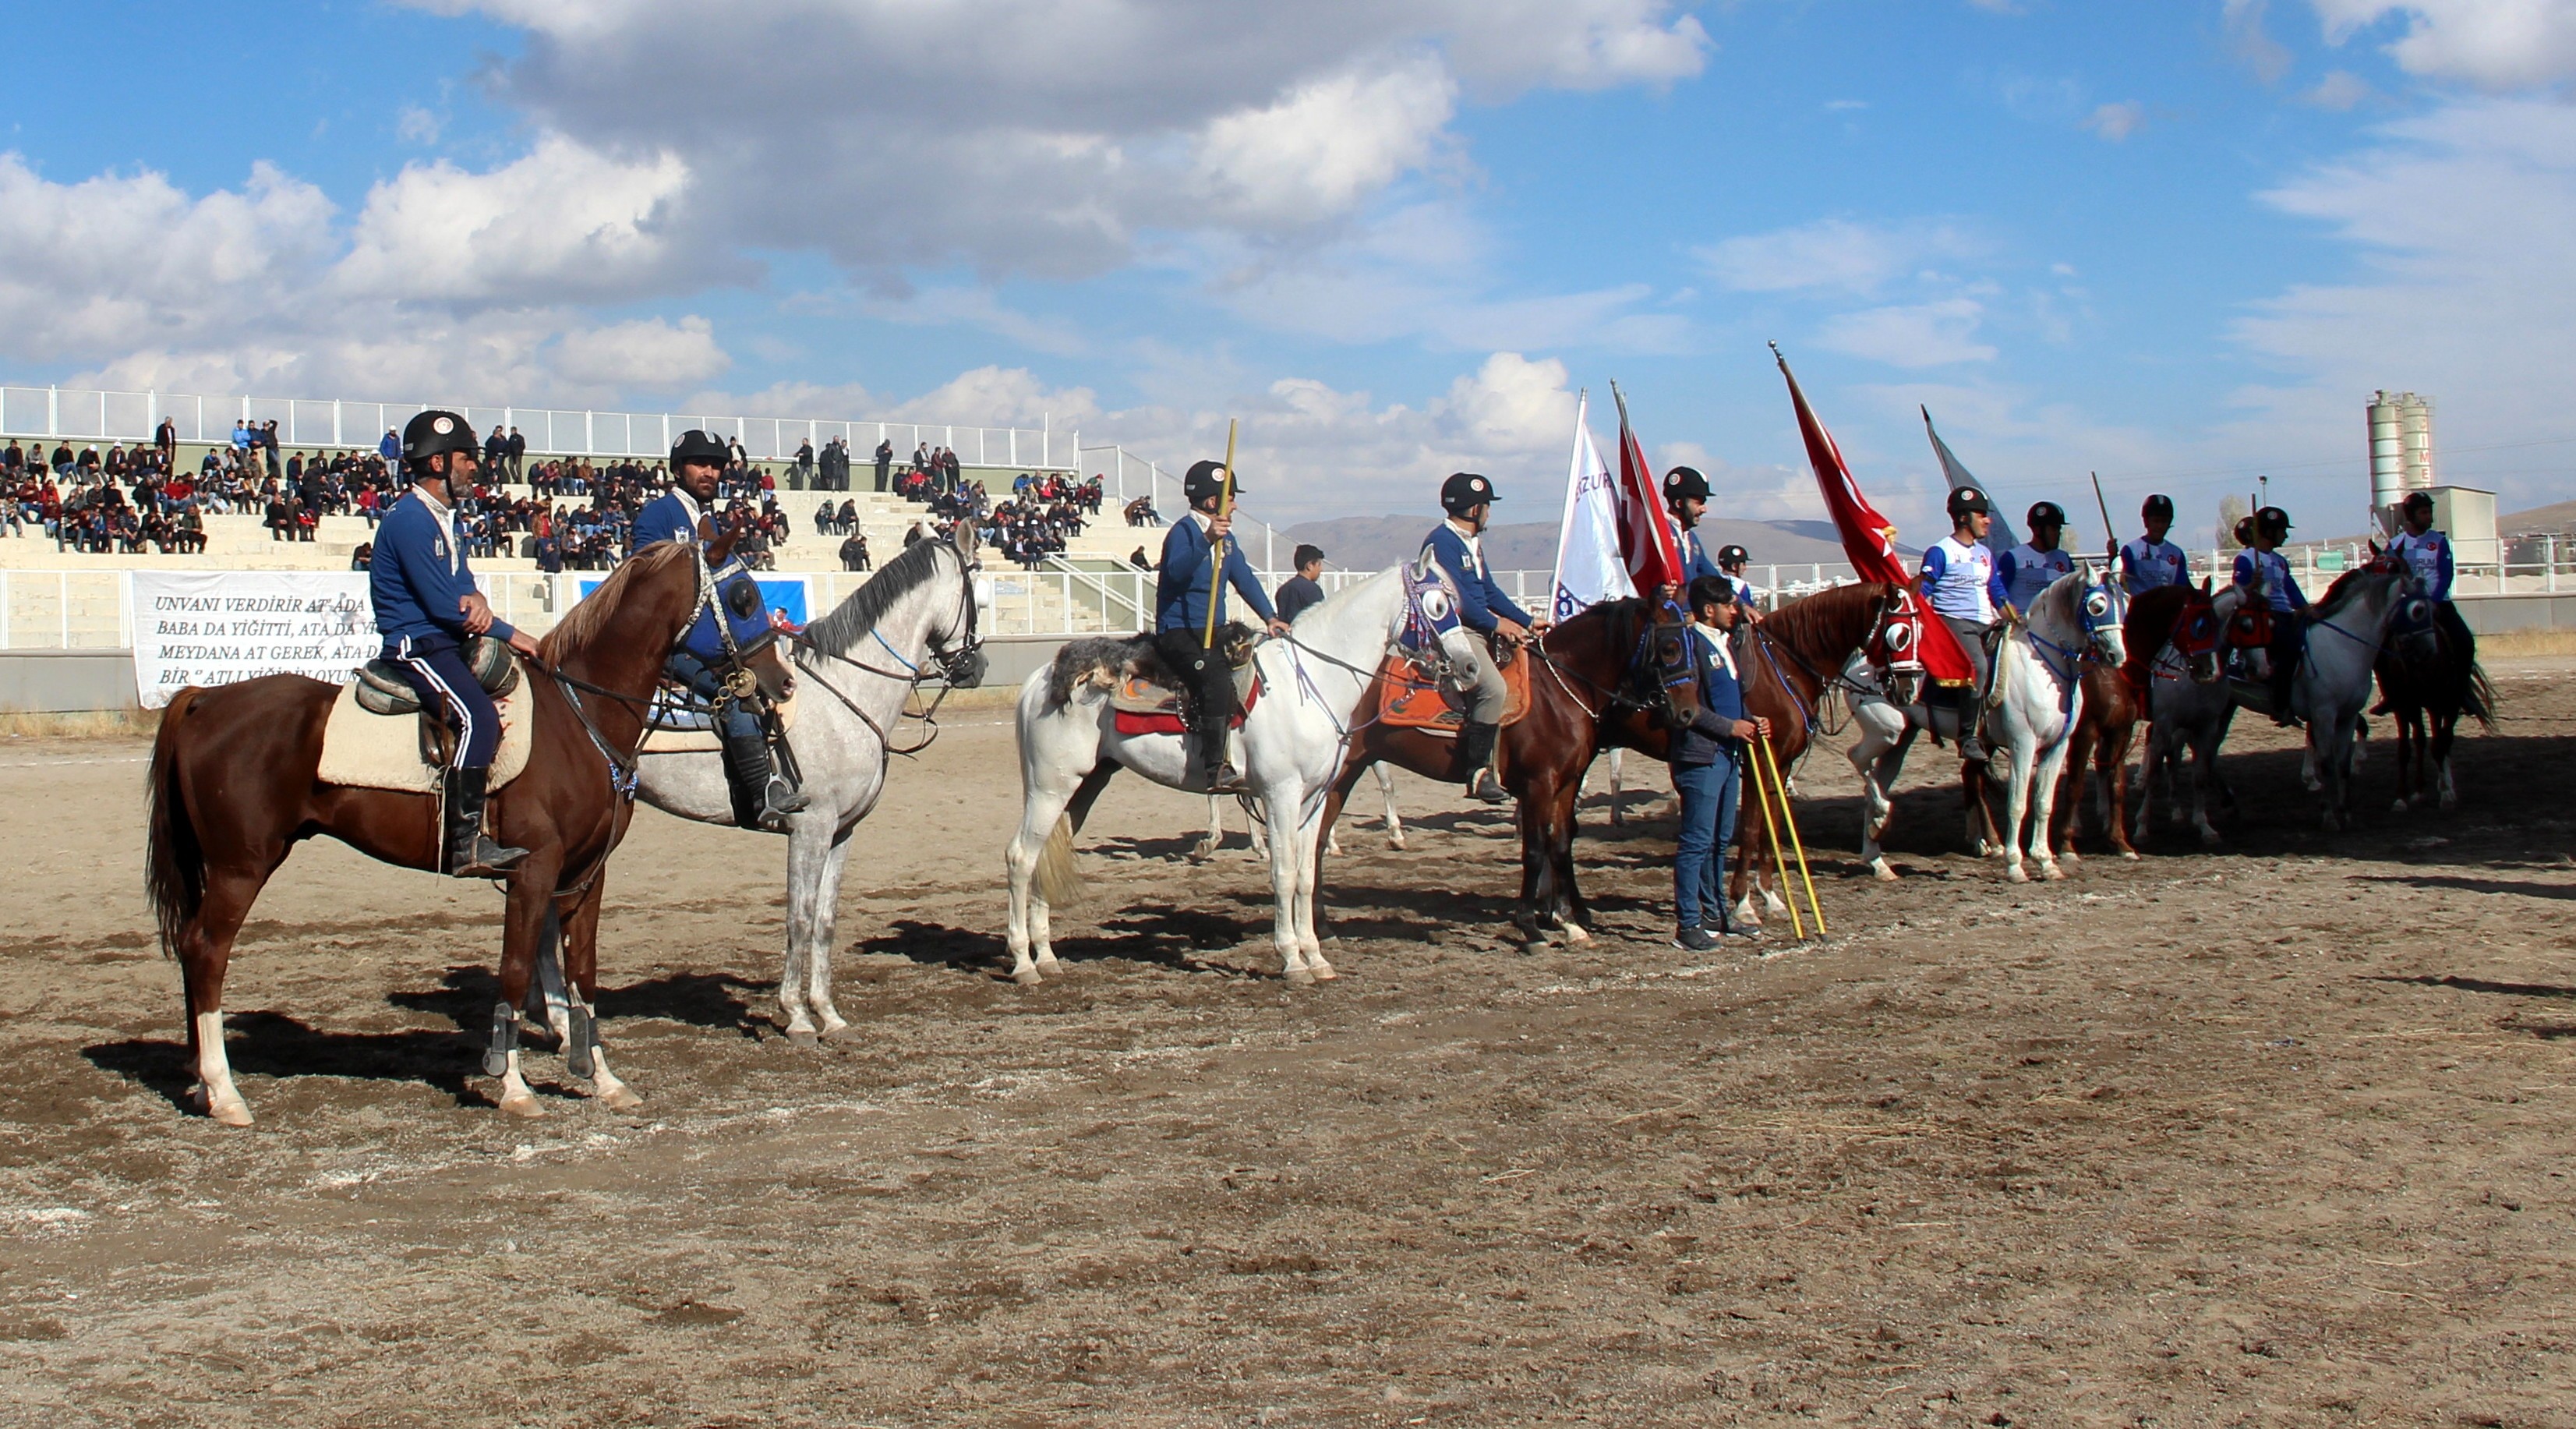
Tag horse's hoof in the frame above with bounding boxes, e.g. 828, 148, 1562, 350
2392, 797, 2409, 814
1871, 862, 1899, 883
1035, 954, 1065, 974
2440, 792, 2458, 811
1284, 966, 1318, 987
597, 1084, 644, 1112
787, 1027, 821, 1048
2005, 865, 2030, 884
1561, 922, 1592, 945
2041, 862, 2065, 882
1012, 967, 1044, 986
1387, 835, 1407, 851
818, 1020, 859, 1043
1309, 961, 1339, 982
2119, 849, 2140, 862
206, 1096, 253, 1129
498, 1091, 546, 1120
2197, 828, 2222, 847
2061, 851, 2082, 868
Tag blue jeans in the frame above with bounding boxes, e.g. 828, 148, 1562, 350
1671, 755, 1740, 929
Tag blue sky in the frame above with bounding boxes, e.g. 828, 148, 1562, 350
4, 1, 2574, 545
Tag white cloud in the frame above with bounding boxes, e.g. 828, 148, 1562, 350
2301, 68, 2380, 107
395, 105, 442, 145
2225, 0, 2298, 83
2311, 0, 2576, 90
336, 135, 702, 306
1696, 218, 1983, 295
550, 316, 728, 391
1818, 299, 1998, 368
2083, 101, 2148, 140
1193, 57, 1458, 224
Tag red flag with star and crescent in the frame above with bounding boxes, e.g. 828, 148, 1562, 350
1772, 350, 1974, 685
1610, 386, 1684, 596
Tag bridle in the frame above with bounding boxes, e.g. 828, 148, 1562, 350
786, 540, 987, 760
545, 546, 779, 801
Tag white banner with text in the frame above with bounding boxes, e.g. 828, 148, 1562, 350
130, 571, 380, 708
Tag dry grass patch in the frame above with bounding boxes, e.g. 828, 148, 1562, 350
0, 707, 159, 741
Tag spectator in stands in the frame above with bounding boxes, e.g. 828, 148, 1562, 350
1277, 545, 1327, 622
380, 428, 400, 471
350, 540, 373, 571
266, 490, 295, 542
155, 416, 177, 467
172, 505, 206, 554
839, 530, 871, 571
874, 437, 893, 492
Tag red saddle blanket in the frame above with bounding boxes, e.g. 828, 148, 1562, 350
1376, 649, 1532, 734
1111, 676, 1263, 736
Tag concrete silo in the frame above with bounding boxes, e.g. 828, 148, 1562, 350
2366, 390, 2496, 563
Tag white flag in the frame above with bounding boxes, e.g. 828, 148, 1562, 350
1549, 391, 1636, 621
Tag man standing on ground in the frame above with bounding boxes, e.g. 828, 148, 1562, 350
1275, 544, 1327, 623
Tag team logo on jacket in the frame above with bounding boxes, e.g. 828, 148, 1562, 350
433, 537, 448, 558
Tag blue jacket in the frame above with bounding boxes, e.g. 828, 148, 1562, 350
1669, 624, 1747, 767
1156, 515, 1275, 635
1422, 521, 1532, 633
631, 490, 704, 551
371, 488, 514, 647
1675, 527, 1723, 588
2232, 549, 2309, 614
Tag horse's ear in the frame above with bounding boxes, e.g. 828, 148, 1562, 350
2200, 576, 2212, 595
706, 529, 741, 566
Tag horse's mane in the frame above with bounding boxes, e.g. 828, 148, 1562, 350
800, 537, 950, 657
2027, 567, 2090, 628
1759, 580, 1890, 661
2314, 564, 2397, 618
539, 542, 694, 662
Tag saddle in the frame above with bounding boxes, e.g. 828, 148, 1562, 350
315, 680, 535, 795
1051, 625, 1260, 736
349, 635, 521, 768
1375, 642, 1531, 735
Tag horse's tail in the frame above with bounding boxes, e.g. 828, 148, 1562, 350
2465, 660, 2499, 733
145, 688, 205, 960
1035, 812, 1085, 907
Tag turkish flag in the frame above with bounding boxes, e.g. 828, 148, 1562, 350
1612, 391, 1683, 596
1774, 352, 1974, 685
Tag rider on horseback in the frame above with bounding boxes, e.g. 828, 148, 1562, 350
1663, 465, 1725, 589
634, 429, 809, 830
1916, 486, 2004, 763
1716, 543, 1763, 616
2388, 490, 2472, 653
2232, 504, 2310, 725
373, 409, 542, 878
1154, 458, 1290, 791
1425, 472, 1547, 804
2119, 493, 2191, 596
1996, 501, 2074, 617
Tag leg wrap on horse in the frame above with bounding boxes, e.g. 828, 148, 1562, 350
564, 1000, 595, 1080
482, 999, 518, 1078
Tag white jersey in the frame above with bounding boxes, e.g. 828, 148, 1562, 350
1919, 534, 1997, 624
1998, 542, 2073, 611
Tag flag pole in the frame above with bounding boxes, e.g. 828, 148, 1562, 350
2089, 470, 2116, 564
1201, 418, 1238, 647
1746, 737, 1805, 940
1548, 390, 1588, 616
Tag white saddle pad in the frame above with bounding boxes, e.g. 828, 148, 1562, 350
638, 690, 801, 756
316, 681, 535, 794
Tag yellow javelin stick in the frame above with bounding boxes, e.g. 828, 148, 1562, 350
1202, 418, 1239, 647
1757, 736, 1827, 937
1745, 733, 1804, 940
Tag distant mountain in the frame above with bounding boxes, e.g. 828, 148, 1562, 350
2503, 500, 2576, 535
1281, 514, 1903, 575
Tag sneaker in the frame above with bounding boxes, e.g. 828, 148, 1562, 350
1670, 926, 1719, 953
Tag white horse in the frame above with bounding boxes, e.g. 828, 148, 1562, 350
1981, 568, 2123, 883
1005, 563, 1475, 985
2233, 567, 2412, 830
1843, 571, 2120, 881
620, 527, 984, 1041
1200, 761, 1403, 862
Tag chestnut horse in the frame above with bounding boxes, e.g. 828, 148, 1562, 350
2046, 582, 2221, 861
144, 538, 786, 1125
1311, 597, 1698, 943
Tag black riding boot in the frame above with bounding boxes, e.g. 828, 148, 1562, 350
443, 767, 528, 877
1458, 720, 1507, 801
723, 730, 810, 831
1954, 695, 1989, 764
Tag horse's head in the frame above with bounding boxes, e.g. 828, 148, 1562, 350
1867, 587, 1928, 706
2165, 579, 2225, 684
705, 557, 797, 702
1398, 557, 1483, 687
1627, 603, 1701, 732
931, 524, 988, 688
2074, 562, 2127, 669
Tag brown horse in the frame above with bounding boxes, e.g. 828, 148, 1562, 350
1311, 597, 1698, 943
2041, 582, 2217, 861
1724, 582, 1909, 925
144, 538, 787, 1125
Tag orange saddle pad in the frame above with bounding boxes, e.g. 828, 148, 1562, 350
1376, 650, 1531, 734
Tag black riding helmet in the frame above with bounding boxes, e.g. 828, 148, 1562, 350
670, 429, 730, 469
2256, 505, 2292, 541
1663, 465, 1710, 503
1947, 486, 1991, 520
1716, 543, 1750, 568
2401, 490, 2433, 515
2027, 501, 2066, 529
1440, 471, 1498, 516
2142, 493, 2175, 520
401, 409, 476, 465
1182, 458, 1238, 506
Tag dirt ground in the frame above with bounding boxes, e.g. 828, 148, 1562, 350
5, 663, 2576, 1427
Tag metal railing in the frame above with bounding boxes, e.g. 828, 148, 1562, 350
0, 383, 1070, 469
